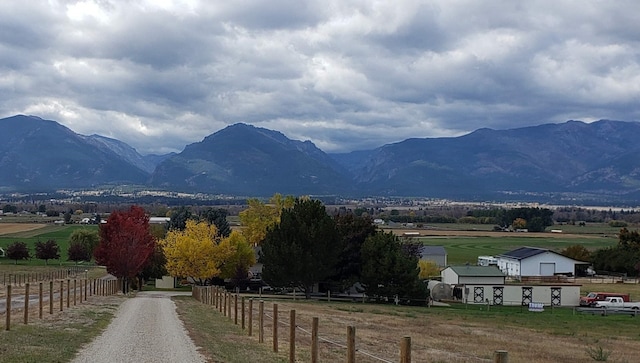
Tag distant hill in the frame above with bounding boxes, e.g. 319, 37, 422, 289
3, 114, 640, 203
0, 115, 150, 190
150, 123, 352, 196
331, 120, 640, 200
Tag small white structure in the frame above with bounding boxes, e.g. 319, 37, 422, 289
149, 217, 171, 224
497, 247, 587, 277
0, 247, 5, 258
155, 276, 178, 289
477, 256, 498, 267
455, 283, 581, 307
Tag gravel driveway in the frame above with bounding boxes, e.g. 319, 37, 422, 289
71, 291, 206, 363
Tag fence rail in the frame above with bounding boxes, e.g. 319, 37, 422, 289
1, 277, 119, 331
193, 286, 510, 363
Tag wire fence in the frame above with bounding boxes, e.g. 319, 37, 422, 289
193, 286, 509, 363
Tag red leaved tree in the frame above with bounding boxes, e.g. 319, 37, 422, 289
94, 205, 155, 293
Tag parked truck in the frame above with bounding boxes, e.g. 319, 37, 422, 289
579, 292, 630, 307
594, 297, 640, 309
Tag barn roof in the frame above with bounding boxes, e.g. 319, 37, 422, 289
419, 245, 446, 257
447, 265, 505, 277
498, 247, 549, 260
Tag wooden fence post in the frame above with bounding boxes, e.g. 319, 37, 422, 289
311, 317, 318, 363
6, 285, 11, 331
49, 281, 53, 314
400, 336, 411, 363
60, 280, 64, 312
228, 292, 232, 318
84, 279, 88, 301
259, 300, 264, 343
248, 299, 253, 336
347, 326, 356, 363
273, 303, 279, 352
73, 279, 77, 306
235, 294, 239, 325
494, 350, 508, 363
24, 283, 30, 324
289, 310, 296, 363
39, 282, 43, 319
241, 297, 246, 330
66, 279, 70, 308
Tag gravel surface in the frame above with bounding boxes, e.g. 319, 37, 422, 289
71, 291, 206, 363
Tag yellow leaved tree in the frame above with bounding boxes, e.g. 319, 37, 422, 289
219, 230, 256, 280
160, 220, 233, 285
418, 260, 441, 280
239, 193, 295, 246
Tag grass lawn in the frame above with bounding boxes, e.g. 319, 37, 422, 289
0, 224, 99, 264
419, 235, 617, 265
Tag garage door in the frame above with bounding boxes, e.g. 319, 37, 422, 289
540, 262, 556, 276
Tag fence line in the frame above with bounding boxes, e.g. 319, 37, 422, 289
194, 286, 503, 363
1, 277, 119, 331
1, 266, 95, 286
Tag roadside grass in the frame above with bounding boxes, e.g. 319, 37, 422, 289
0, 295, 121, 363
173, 296, 288, 363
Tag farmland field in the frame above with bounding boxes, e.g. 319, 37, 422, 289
0, 224, 99, 263
0, 223, 47, 236
384, 226, 619, 265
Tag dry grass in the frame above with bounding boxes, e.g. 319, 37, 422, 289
0, 223, 47, 236
184, 294, 640, 363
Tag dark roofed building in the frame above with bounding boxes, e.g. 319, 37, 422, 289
419, 245, 447, 267
497, 246, 588, 277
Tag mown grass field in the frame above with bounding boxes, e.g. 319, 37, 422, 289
0, 223, 99, 264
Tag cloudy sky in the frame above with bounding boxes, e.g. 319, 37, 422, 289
1, 1, 639, 155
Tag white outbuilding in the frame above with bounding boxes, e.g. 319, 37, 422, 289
497, 246, 587, 278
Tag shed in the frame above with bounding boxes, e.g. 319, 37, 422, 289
441, 265, 505, 285
419, 245, 447, 267
497, 247, 588, 277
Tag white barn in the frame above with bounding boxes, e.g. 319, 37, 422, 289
441, 265, 505, 285
497, 247, 587, 277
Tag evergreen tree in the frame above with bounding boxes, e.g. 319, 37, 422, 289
260, 199, 342, 298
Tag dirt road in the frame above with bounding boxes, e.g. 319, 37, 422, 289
71, 291, 206, 363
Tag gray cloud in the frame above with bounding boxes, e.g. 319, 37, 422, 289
1, 0, 639, 155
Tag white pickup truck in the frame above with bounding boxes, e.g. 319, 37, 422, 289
594, 296, 640, 309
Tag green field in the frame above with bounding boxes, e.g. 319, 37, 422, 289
420, 235, 617, 265
0, 225, 99, 265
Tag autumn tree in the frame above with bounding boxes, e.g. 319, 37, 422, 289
239, 194, 295, 246
512, 218, 527, 230
6, 241, 30, 264
219, 230, 256, 288
160, 220, 233, 285
418, 260, 441, 279
360, 231, 427, 304
35, 239, 60, 265
68, 242, 92, 264
260, 198, 342, 299
94, 205, 155, 293
69, 229, 100, 257
560, 244, 592, 262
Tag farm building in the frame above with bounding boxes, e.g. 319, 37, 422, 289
419, 245, 447, 267
496, 247, 588, 278
441, 265, 505, 285
440, 265, 581, 306
456, 283, 581, 306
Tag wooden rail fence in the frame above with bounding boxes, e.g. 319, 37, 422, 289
2, 278, 119, 331
193, 286, 510, 363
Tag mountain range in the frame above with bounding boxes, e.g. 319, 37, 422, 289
2, 114, 640, 203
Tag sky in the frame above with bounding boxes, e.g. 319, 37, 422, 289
1, 1, 639, 155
